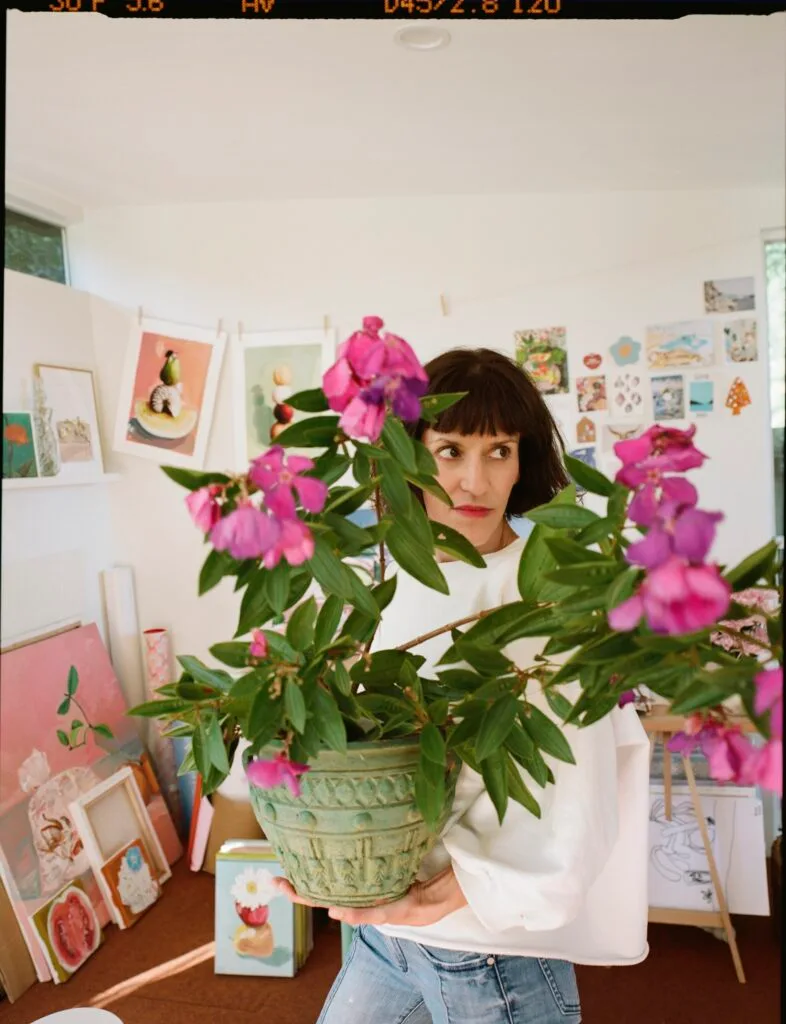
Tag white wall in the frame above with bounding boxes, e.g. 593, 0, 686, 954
63, 187, 783, 667
1, 271, 115, 648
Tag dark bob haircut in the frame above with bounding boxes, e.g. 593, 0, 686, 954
407, 347, 569, 518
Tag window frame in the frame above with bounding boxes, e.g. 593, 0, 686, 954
762, 228, 785, 545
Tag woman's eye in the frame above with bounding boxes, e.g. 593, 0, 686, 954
490, 445, 512, 459
436, 446, 460, 459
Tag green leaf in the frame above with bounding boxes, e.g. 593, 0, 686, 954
526, 505, 600, 530
669, 681, 733, 716
275, 414, 341, 448
313, 686, 347, 752
386, 523, 448, 594
202, 713, 230, 774
545, 562, 621, 586
404, 470, 453, 508
284, 680, 307, 731
177, 656, 232, 691
380, 459, 413, 517
323, 482, 375, 515
128, 697, 192, 718
57, 697, 71, 716
480, 750, 509, 824
418, 392, 467, 422
606, 566, 641, 611
67, 666, 79, 696
285, 388, 329, 413
314, 594, 344, 651
264, 562, 291, 615
633, 631, 708, 652
431, 522, 485, 568
415, 762, 446, 832
545, 537, 610, 565
161, 466, 231, 491
476, 695, 520, 761
579, 632, 638, 662
420, 722, 446, 765
333, 661, 353, 696
413, 441, 438, 476
311, 450, 351, 487
323, 513, 376, 555
574, 517, 616, 546
57, 729, 70, 747
506, 756, 542, 817
210, 642, 251, 668
286, 597, 318, 652
92, 723, 114, 740
723, 539, 778, 590
248, 689, 283, 743
543, 688, 574, 721
381, 417, 418, 472
70, 718, 84, 730
520, 705, 575, 764
199, 549, 236, 596
455, 639, 513, 677
563, 453, 615, 498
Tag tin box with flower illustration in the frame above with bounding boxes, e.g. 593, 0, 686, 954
214, 840, 312, 977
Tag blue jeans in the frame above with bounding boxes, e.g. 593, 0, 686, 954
318, 924, 582, 1024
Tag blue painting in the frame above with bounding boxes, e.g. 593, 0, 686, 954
689, 380, 714, 415
646, 321, 715, 371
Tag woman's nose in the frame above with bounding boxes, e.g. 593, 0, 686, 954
460, 457, 488, 496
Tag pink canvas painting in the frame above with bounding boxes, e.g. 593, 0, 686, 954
0, 624, 182, 981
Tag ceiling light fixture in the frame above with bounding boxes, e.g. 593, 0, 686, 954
394, 23, 451, 51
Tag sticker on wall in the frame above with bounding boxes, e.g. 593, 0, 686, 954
722, 319, 758, 363
725, 377, 751, 416
583, 353, 602, 370
704, 276, 755, 314
645, 321, 715, 371
650, 375, 685, 420
602, 422, 646, 454
576, 416, 597, 444
568, 446, 597, 495
576, 375, 607, 413
513, 327, 569, 395
610, 336, 642, 366
610, 373, 645, 419
689, 379, 714, 416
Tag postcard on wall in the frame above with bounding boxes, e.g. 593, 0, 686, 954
30, 878, 102, 984
576, 375, 607, 413
602, 422, 646, 455
609, 372, 645, 419
689, 379, 714, 415
33, 365, 104, 480
113, 318, 227, 469
513, 327, 569, 395
722, 319, 758, 363
2, 412, 39, 480
704, 276, 755, 314
645, 321, 714, 371
651, 374, 685, 420
232, 327, 336, 466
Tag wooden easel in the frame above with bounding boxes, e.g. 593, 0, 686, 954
643, 705, 755, 984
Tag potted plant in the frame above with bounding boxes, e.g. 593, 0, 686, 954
130, 316, 783, 908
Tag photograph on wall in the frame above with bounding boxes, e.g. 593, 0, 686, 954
650, 374, 686, 420
645, 321, 714, 371
30, 878, 102, 984
2, 412, 39, 480
609, 372, 645, 419
513, 326, 569, 395
576, 375, 607, 413
232, 328, 335, 466
601, 422, 646, 455
101, 838, 161, 927
703, 276, 755, 314
33, 365, 104, 480
689, 378, 714, 415
722, 318, 758, 363
113, 319, 226, 469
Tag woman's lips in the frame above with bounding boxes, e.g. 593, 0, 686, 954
454, 506, 492, 518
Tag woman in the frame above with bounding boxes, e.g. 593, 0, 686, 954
276, 348, 651, 1024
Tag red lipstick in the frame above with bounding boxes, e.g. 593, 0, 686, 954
454, 505, 492, 518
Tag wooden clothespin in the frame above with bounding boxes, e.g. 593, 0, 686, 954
439, 294, 449, 317
323, 315, 331, 333
138, 305, 144, 326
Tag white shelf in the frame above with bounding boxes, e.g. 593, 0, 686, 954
2, 473, 120, 491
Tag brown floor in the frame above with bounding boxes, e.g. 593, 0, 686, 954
1, 859, 780, 1024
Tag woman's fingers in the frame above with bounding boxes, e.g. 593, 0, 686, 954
272, 877, 320, 907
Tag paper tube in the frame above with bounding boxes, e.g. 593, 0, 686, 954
100, 566, 146, 723
142, 628, 183, 834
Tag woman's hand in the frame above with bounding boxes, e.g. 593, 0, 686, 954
272, 865, 468, 928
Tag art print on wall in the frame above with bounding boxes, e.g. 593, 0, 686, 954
33, 365, 104, 480
2, 412, 39, 479
233, 328, 336, 466
113, 319, 226, 468
704, 276, 755, 314
722, 319, 758, 363
609, 372, 645, 419
576, 416, 596, 445
30, 878, 102, 984
601, 422, 646, 454
576, 375, 607, 413
689, 379, 714, 415
513, 327, 569, 395
645, 321, 714, 371
651, 374, 686, 421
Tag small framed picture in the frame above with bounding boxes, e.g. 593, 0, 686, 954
2, 411, 39, 479
30, 878, 102, 984
69, 766, 171, 930
33, 364, 105, 480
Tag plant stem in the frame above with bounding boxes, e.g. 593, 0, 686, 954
394, 603, 509, 653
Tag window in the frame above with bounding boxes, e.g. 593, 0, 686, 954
765, 237, 785, 538
4, 208, 68, 284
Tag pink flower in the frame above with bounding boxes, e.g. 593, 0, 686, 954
249, 446, 328, 519
754, 666, 782, 740
249, 629, 268, 660
262, 517, 315, 569
339, 394, 387, 443
628, 476, 698, 526
627, 506, 724, 570
618, 690, 637, 708
609, 557, 731, 635
668, 713, 782, 795
246, 752, 310, 797
615, 424, 707, 489
210, 503, 280, 561
185, 485, 223, 533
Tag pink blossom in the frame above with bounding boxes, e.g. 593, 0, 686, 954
246, 752, 310, 797
670, 719, 782, 795
609, 557, 730, 635
618, 690, 637, 708
627, 506, 724, 570
615, 424, 706, 489
210, 503, 280, 561
186, 485, 223, 533
339, 394, 387, 443
754, 666, 782, 740
262, 517, 315, 569
249, 629, 268, 660
628, 476, 698, 526
249, 446, 328, 519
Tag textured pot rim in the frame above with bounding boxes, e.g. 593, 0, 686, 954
259, 735, 421, 755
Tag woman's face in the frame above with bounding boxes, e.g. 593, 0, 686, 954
420, 428, 520, 553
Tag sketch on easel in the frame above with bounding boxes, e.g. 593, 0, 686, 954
649, 796, 719, 911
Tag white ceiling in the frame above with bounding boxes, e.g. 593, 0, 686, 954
6, 11, 786, 208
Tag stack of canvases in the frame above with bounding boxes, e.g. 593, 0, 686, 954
0, 624, 182, 1001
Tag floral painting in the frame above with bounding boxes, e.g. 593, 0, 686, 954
513, 326, 569, 395
2, 412, 38, 479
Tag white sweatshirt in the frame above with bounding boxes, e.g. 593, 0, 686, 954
371, 536, 651, 966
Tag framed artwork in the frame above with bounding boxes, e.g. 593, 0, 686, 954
232, 327, 336, 466
513, 326, 569, 395
576, 375, 607, 413
30, 878, 102, 984
651, 374, 686, 421
645, 321, 715, 371
113, 318, 227, 468
2, 412, 39, 479
722, 319, 758, 363
69, 767, 171, 930
33, 365, 104, 480
704, 276, 755, 314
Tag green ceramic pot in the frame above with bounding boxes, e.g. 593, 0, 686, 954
248, 737, 458, 907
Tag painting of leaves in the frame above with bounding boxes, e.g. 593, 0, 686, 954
3, 412, 39, 479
